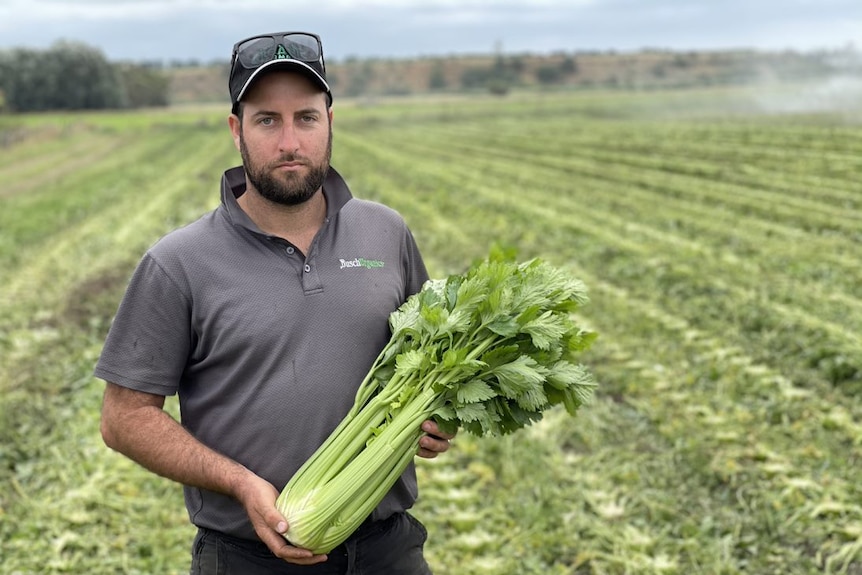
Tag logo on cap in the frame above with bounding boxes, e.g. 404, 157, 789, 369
275, 45, 288, 60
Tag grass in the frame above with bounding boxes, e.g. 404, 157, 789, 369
1, 87, 860, 574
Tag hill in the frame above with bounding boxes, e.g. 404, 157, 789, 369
166, 47, 862, 105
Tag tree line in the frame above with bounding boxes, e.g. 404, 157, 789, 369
0, 41, 170, 113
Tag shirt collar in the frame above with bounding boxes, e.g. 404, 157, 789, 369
220, 165, 354, 233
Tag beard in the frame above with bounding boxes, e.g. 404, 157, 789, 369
239, 127, 332, 207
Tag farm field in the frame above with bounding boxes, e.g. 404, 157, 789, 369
1, 87, 861, 574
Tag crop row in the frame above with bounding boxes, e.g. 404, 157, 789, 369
1, 116, 235, 573
336, 127, 862, 357
3, 92, 860, 573
332, 104, 861, 570
392, 118, 862, 225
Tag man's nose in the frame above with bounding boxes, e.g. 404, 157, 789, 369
278, 125, 300, 153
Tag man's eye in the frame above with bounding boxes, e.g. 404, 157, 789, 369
260, 117, 275, 126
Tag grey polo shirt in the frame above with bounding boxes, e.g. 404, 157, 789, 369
95, 165, 429, 540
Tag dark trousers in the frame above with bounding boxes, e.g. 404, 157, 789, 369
189, 512, 432, 575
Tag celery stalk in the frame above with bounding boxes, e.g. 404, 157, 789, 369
275, 251, 598, 554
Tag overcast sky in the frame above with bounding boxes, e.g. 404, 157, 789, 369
0, 0, 860, 63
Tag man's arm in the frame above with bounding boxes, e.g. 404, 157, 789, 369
99, 382, 326, 565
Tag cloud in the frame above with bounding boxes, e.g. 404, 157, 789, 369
1, 0, 175, 21
0, 0, 858, 61
0, 0, 591, 20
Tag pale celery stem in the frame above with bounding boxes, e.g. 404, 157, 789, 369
301, 384, 442, 552
286, 454, 398, 553
348, 346, 401, 416
281, 373, 417, 544
291, 430, 399, 549
313, 432, 421, 554
325, 384, 440, 521
312, 438, 419, 553
279, 395, 391, 521
287, 380, 401, 493
283, 408, 372, 494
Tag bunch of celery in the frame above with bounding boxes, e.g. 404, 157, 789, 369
275, 252, 597, 553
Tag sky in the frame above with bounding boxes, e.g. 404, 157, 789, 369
0, 0, 860, 63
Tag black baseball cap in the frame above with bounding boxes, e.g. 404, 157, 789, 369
229, 31, 332, 113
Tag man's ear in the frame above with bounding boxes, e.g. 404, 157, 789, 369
228, 113, 241, 151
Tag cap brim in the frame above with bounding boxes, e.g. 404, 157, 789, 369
235, 59, 331, 103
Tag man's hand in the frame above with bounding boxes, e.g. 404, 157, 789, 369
234, 471, 328, 565
417, 420, 456, 459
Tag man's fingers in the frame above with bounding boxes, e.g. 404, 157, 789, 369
421, 419, 456, 440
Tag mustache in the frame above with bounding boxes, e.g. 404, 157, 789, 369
272, 153, 307, 164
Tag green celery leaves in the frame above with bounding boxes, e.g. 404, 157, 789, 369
276, 250, 598, 553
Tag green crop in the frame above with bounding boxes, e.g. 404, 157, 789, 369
275, 248, 598, 553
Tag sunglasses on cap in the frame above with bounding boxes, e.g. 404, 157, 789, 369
229, 31, 331, 111
231, 32, 325, 72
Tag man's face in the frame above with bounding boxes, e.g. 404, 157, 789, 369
231, 71, 333, 206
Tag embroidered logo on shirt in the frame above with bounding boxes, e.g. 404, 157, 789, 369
340, 258, 385, 270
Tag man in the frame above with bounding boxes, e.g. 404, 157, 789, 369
97, 31, 452, 574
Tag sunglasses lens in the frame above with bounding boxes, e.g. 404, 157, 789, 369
283, 34, 320, 61
237, 37, 277, 68
236, 34, 321, 69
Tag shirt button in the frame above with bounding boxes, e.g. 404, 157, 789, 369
304, 264, 311, 273
286, 247, 295, 255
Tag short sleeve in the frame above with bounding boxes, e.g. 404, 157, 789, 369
94, 252, 192, 396
403, 228, 429, 297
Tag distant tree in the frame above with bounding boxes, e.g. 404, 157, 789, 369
383, 82, 411, 96
326, 69, 339, 90
536, 65, 563, 85
652, 63, 667, 79
137, 60, 166, 70
508, 56, 525, 75
48, 41, 125, 109
0, 41, 123, 112
343, 61, 374, 97
0, 54, 13, 109
672, 53, 695, 69
460, 67, 493, 90
493, 53, 508, 77
117, 63, 170, 108
489, 53, 517, 95
559, 56, 578, 76
168, 58, 201, 68
0, 47, 48, 111
460, 62, 512, 95
428, 61, 448, 91
487, 79, 510, 96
